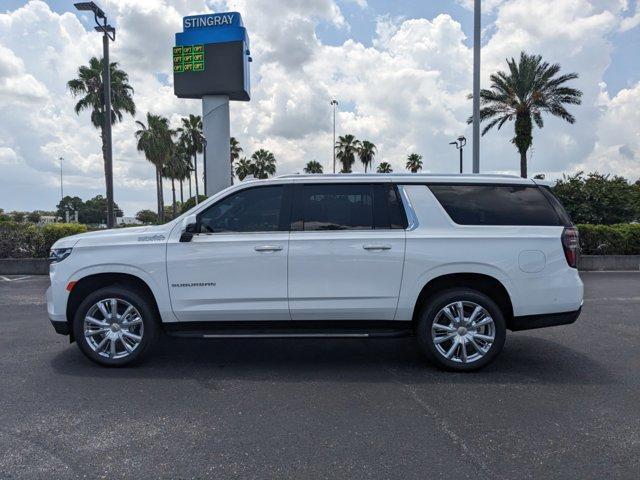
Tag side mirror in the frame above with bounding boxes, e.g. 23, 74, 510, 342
180, 214, 198, 242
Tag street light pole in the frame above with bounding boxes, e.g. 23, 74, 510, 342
59, 156, 64, 201
331, 100, 338, 173
74, 2, 116, 227
449, 136, 467, 174
472, 0, 481, 173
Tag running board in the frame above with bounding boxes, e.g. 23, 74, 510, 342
164, 320, 413, 339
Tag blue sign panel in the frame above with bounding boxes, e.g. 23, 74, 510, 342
176, 11, 249, 48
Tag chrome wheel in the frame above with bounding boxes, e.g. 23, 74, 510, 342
83, 298, 144, 359
431, 301, 495, 364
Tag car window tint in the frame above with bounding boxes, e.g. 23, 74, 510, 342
297, 184, 373, 230
373, 184, 406, 229
428, 184, 562, 226
199, 186, 284, 232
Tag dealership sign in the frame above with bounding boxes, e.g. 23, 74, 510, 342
183, 13, 238, 29
173, 11, 250, 101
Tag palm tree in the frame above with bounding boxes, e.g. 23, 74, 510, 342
68, 57, 135, 217
230, 137, 243, 185
335, 134, 360, 173
406, 153, 423, 173
251, 149, 277, 179
173, 138, 192, 205
164, 143, 191, 215
377, 162, 393, 173
234, 157, 253, 181
135, 113, 174, 222
303, 160, 323, 174
357, 140, 377, 173
162, 155, 180, 218
178, 115, 204, 199
470, 51, 582, 178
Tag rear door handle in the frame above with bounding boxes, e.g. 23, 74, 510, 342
254, 245, 283, 252
363, 244, 391, 251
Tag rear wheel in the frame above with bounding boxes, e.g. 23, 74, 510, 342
417, 288, 506, 371
73, 286, 158, 367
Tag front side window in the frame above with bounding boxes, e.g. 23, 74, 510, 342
198, 186, 285, 233
428, 184, 562, 226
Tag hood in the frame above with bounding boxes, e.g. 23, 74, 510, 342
51, 223, 173, 249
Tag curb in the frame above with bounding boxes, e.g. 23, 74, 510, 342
0, 258, 49, 275
578, 255, 640, 271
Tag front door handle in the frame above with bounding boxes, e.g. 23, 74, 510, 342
363, 244, 392, 251
254, 245, 283, 252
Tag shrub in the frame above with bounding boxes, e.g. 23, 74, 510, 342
0, 222, 87, 258
577, 224, 640, 255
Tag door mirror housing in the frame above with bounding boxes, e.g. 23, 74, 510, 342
180, 214, 198, 242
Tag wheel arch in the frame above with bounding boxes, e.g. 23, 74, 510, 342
66, 272, 162, 341
411, 273, 515, 329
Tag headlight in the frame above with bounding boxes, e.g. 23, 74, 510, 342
49, 248, 73, 263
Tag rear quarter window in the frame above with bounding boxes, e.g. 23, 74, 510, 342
428, 184, 563, 226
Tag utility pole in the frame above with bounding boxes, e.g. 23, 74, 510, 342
449, 136, 466, 174
59, 156, 64, 200
331, 99, 338, 173
472, 0, 481, 173
74, 2, 116, 227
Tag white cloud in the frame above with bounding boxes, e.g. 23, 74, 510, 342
0, 0, 638, 216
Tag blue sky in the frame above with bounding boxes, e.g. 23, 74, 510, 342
0, 0, 638, 215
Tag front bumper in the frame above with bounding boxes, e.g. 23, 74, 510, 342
50, 320, 70, 335
510, 307, 582, 331
47, 285, 70, 336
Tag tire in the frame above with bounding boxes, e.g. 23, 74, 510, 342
73, 285, 159, 367
416, 288, 506, 371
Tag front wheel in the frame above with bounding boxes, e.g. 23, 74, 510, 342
417, 288, 506, 371
73, 286, 158, 367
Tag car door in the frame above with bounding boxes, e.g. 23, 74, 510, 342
288, 183, 406, 321
166, 184, 291, 322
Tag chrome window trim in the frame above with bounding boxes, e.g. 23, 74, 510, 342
398, 185, 419, 231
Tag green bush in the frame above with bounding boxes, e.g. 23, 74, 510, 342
0, 222, 87, 258
577, 224, 640, 255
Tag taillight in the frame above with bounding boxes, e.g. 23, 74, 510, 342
561, 226, 579, 268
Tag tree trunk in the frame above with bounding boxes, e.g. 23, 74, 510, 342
156, 166, 164, 222
100, 127, 109, 214
180, 180, 184, 205
514, 112, 532, 179
519, 150, 528, 179
171, 178, 177, 218
188, 174, 192, 200
230, 159, 234, 185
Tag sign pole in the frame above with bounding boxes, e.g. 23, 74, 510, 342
202, 95, 231, 195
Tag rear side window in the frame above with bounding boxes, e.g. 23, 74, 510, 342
428, 184, 562, 226
292, 184, 406, 231
539, 186, 573, 226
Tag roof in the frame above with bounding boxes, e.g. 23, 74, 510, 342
268, 173, 534, 185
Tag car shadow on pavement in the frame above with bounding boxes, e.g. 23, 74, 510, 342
49, 333, 614, 387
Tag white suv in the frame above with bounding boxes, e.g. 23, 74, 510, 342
47, 174, 583, 371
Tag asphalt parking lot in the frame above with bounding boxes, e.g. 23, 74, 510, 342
0, 273, 639, 479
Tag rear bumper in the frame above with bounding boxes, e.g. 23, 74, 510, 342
510, 307, 581, 331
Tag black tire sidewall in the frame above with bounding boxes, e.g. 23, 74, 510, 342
417, 288, 506, 371
73, 286, 158, 367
